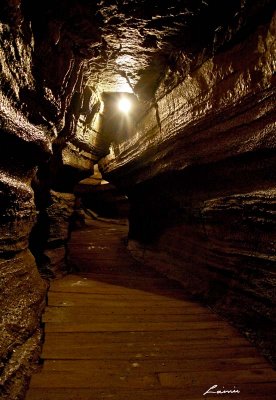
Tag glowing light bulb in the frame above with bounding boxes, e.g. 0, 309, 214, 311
118, 97, 131, 113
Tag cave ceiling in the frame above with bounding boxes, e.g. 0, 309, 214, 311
27, 0, 274, 100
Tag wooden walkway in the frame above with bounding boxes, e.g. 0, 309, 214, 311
26, 220, 276, 399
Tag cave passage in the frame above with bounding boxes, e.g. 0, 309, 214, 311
25, 218, 276, 399
1, 1, 276, 399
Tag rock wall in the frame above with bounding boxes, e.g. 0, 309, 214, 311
29, 190, 75, 278
0, 89, 48, 399
0, 9, 49, 392
0, 2, 95, 398
100, 14, 276, 364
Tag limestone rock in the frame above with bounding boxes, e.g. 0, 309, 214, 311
100, 14, 276, 365
0, 100, 48, 399
99, 14, 276, 186
0, 249, 47, 399
30, 191, 75, 278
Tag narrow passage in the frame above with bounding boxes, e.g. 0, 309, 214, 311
26, 220, 276, 399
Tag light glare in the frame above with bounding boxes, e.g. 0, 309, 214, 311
118, 97, 131, 113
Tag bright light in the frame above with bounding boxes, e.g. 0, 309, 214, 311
118, 97, 131, 113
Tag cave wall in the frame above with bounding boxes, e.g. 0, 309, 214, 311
0, 5, 48, 397
0, 83, 47, 397
0, 2, 107, 393
0, 2, 96, 398
29, 189, 75, 278
100, 13, 276, 363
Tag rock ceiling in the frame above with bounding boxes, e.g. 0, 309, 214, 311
28, 0, 274, 99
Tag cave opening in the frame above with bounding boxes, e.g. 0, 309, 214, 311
101, 91, 142, 145
0, 1, 276, 399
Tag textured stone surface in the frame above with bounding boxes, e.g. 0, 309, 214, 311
0, 1, 79, 397
0, 251, 46, 398
100, 14, 276, 185
30, 191, 75, 278
0, 160, 47, 399
100, 14, 276, 364
0, 101, 48, 399
82, 0, 275, 96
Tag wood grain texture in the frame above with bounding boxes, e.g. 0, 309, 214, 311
26, 220, 276, 399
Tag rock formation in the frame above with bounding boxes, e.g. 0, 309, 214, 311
100, 12, 276, 364
0, 0, 275, 398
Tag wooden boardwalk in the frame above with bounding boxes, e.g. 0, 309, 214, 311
26, 220, 276, 399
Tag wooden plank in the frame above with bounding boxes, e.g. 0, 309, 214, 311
47, 297, 196, 308
24, 388, 190, 400
42, 358, 269, 373
48, 290, 191, 302
65, 276, 183, 291
48, 283, 186, 297
44, 320, 233, 333
42, 330, 253, 344
27, 220, 276, 399
43, 305, 212, 316
28, 368, 276, 389
42, 310, 218, 323
49, 277, 187, 297
47, 292, 221, 308
26, 388, 273, 400
25, 386, 276, 400
159, 369, 276, 387
77, 272, 178, 283
42, 343, 258, 360
29, 371, 160, 389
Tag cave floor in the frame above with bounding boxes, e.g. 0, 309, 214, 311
26, 219, 276, 400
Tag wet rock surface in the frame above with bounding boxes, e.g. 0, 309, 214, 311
0, 91, 49, 398
0, 251, 47, 399
30, 191, 75, 278
0, 1, 81, 397
100, 13, 276, 365
0, 141, 48, 398
100, 14, 276, 184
